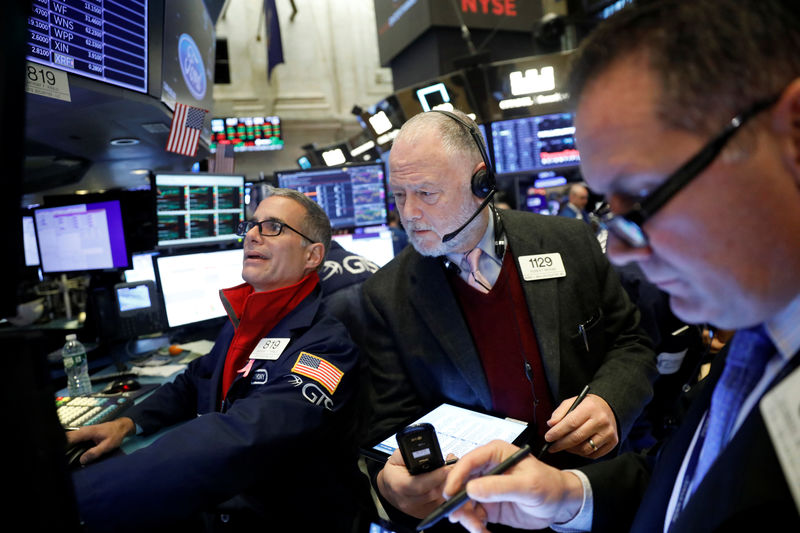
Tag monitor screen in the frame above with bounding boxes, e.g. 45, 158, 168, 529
490, 112, 580, 175
116, 282, 153, 313
156, 248, 244, 328
124, 252, 158, 283
161, 0, 215, 114
332, 228, 395, 267
27, 0, 148, 93
210, 116, 283, 152
43, 187, 158, 254
155, 173, 245, 247
22, 215, 40, 267
34, 200, 129, 274
275, 164, 388, 230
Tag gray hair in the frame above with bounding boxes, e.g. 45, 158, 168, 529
567, 0, 800, 135
263, 186, 332, 266
394, 109, 486, 170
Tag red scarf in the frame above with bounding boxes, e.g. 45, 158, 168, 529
220, 272, 319, 401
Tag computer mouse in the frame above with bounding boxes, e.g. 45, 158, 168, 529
104, 378, 141, 394
64, 440, 94, 470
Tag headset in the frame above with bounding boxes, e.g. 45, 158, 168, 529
430, 110, 506, 257
430, 109, 495, 199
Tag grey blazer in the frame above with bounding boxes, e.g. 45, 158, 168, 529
362, 209, 658, 445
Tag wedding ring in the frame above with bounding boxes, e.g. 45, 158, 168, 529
588, 438, 598, 451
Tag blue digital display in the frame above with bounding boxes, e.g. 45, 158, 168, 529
26, 0, 148, 93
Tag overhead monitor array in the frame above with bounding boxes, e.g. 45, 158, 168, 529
210, 116, 284, 153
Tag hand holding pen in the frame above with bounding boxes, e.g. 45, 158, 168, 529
436, 439, 587, 532
541, 385, 619, 459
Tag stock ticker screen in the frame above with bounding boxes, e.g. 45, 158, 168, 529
155, 174, 245, 247
27, 0, 148, 93
490, 112, 580, 175
276, 164, 388, 230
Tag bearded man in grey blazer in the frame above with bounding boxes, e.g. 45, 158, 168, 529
361, 109, 657, 526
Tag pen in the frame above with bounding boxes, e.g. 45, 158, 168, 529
416, 444, 532, 531
537, 384, 590, 459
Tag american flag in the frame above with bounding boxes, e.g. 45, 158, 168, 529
291, 352, 343, 394
166, 102, 207, 156
214, 142, 235, 173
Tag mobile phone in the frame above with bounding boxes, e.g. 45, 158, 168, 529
396, 423, 445, 475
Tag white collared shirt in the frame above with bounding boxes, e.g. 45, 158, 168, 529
444, 210, 503, 287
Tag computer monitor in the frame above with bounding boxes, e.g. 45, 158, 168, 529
27, 1, 149, 93
154, 173, 245, 248
33, 200, 129, 274
43, 187, 158, 254
22, 215, 40, 267
155, 248, 244, 328
275, 163, 388, 230
332, 228, 395, 267
490, 112, 580, 175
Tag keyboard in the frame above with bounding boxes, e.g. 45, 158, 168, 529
56, 395, 133, 429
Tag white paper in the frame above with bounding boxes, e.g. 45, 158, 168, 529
374, 404, 527, 458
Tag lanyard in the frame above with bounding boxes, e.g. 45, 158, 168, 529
669, 411, 710, 527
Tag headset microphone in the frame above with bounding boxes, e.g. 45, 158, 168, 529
442, 189, 496, 242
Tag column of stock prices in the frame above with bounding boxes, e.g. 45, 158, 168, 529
27, 0, 148, 93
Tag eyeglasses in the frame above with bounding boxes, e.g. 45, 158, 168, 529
602, 94, 780, 248
236, 219, 317, 243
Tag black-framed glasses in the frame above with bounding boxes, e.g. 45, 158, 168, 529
236, 219, 317, 243
603, 94, 780, 248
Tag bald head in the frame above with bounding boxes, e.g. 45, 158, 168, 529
568, 184, 589, 210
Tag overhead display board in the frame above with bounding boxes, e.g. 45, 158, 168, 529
374, 0, 540, 66
483, 51, 574, 121
27, 0, 148, 93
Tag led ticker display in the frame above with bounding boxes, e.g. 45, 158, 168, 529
210, 116, 284, 153
27, 0, 148, 93
490, 112, 580, 175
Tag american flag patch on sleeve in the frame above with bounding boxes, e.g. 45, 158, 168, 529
291, 352, 344, 394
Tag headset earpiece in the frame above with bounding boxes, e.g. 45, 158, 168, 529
471, 168, 493, 199
431, 110, 496, 199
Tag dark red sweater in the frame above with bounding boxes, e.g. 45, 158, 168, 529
448, 250, 554, 438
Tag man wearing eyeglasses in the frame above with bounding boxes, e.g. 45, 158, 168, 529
442, 1, 800, 532
66, 188, 361, 532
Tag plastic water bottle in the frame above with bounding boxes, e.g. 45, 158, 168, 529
62, 334, 92, 397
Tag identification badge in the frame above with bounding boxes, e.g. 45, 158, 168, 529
760, 366, 800, 514
25, 62, 71, 102
518, 253, 566, 281
249, 337, 291, 360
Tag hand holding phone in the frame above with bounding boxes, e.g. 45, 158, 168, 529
396, 423, 445, 475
